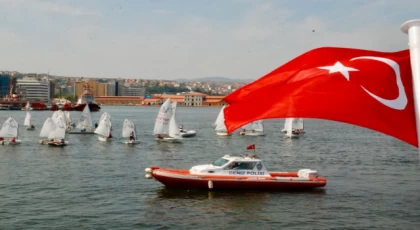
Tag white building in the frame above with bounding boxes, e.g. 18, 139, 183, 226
16, 76, 54, 102
183, 92, 206, 106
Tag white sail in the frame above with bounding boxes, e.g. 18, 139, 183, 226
153, 98, 172, 135
241, 122, 252, 131
168, 110, 182, 139
40, 117, 55, 137
52, 110, 65, 122
286, 118, 294, 136
122, 119, 136, 138
99, 112, 111, 122
51, 111, 59, 123
24, 112, 32, 127
250, 120, 264, 132
77, 105, 93, 129
0, 117, 19, 138
48, 116, 66, 139
64, 111, 72, 123
171, 101, 177, 116
25, 101, 30, 110
94, 114, 112, 137
294, 118, 304, 130
283, 118, 291, 131
214, 105, 227, 132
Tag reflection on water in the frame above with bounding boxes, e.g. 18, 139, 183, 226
138, 187, 327, 229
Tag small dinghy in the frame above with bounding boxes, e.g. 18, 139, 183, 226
0, 117, 22, 145
94, 112, 113, 142
122, 119, 140, 144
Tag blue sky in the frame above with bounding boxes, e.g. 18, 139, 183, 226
0, 0, 419, 79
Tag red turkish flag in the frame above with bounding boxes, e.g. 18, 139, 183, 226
246, 144, 256, 150
224, 47, 417, 147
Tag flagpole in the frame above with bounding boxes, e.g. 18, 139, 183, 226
401, 19, 420, 162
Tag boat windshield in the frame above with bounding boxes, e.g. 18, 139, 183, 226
212, 158, 229, 167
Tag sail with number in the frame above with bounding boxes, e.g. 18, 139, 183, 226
153, 98, 172, 135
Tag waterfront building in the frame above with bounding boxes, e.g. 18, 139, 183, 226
16, 76, 55, 102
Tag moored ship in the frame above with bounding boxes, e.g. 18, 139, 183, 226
0, 94, 47, 110
72, 83, 101, 112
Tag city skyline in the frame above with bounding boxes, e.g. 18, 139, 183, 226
0, 0, 418, 80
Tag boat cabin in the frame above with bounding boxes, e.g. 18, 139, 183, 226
189, 154, 270, 177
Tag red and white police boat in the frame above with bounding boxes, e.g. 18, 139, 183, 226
145, 154, 326, 190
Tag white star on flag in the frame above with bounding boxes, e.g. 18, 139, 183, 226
318, 61, 359, 80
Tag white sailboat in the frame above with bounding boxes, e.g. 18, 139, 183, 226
239, 120, 265, 136
95, 112, 113, 142
153, 99, 183, 143
165, 108, 183, 142
179, 124, 197, 137
171, 101, 196, 138
69, 105, 95, 134
214, 105, 231, 136
21, 101, 33, 111
0, 117, 21, 145
153, 98, 171, 137
294, 118, 305, 133
24, 112, 35, 130
39, 117, 55, 145
48, 116, 68, 147
285, 118, 300, 138
122, 119, 140, 144
282, 118, 305, 134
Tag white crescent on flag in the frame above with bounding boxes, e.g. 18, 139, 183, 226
318, 57, 408, 110
350, 56, 407, 110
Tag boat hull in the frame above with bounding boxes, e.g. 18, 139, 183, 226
98, 136, 112, 142
48, 141, 68, 147
156, 137, 183, 143
68, 131, 95, 134
180, 130, 196, 138
216, 132, 231, 136
73, 103, 101, 112
39, 139, 52, 145
123, 140, 141, 144
239, 132, 265, 136
26, 127, 35, 131
1, 140, 22, 145
149, 168, 326, 190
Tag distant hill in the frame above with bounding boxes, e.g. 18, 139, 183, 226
175, 77, 253, 83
